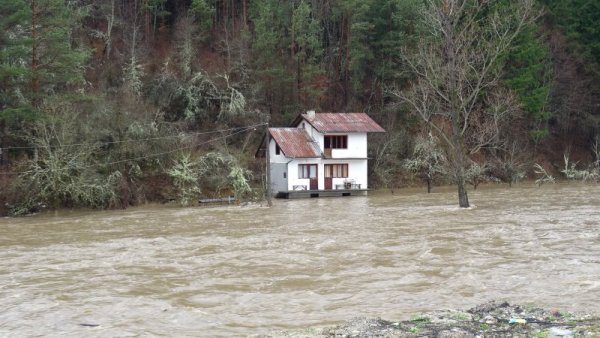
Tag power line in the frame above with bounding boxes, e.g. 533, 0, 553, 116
0, 124, 264, 176
0, 123, 267, 150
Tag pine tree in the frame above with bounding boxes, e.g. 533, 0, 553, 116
0, 0, 89, 159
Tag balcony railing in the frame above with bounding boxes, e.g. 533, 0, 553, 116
335, 182, 362, 190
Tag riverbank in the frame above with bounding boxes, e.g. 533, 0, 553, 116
270, 301, 600, 337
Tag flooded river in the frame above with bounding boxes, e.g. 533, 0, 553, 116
1, 183, 599, 336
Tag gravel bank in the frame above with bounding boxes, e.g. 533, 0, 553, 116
267, 301, 600, 337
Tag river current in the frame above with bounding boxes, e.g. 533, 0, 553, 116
1, 183, 599, 336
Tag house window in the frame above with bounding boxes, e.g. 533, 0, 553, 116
283, 172, 287, 179
324, 135, 347, 149
299, 164, 317, 179
275, 144, 281, 155
324, 164, 348, 178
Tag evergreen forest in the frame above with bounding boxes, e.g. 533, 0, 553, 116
1, 0, 599, 214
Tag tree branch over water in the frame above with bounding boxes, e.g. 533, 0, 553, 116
393, 0, 538, 207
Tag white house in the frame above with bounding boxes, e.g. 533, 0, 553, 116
264, 111, 385, 198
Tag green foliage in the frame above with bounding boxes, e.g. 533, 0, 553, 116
124, 56, 145, 97
147, 71, 247, 123
174, 15, 197, 76
3, 0, 600, 213
291, 0, 323, 104
31, 0, 90, 86
196, 152, 253, 199
465, 162, 489, 189
145, 0, 170, 32
404, 133, 448, 186
541, 0, 600, 69
167, 154, 202, 206
338, 0, 421, 93
166, 151, 254, 206
250, 0, 295, 114
0, 0, 30, 123
0, 0, 89, 143
504, 23, 553, 142
190, 0, 215, 33
370, 131, 411, 188
10, 108, 121, 213
228, 165, 253, 199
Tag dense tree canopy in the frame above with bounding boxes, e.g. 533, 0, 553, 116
1, 0, 599, 213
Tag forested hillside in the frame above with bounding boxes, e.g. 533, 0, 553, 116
1, 0, 599, 214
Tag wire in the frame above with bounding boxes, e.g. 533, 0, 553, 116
0, 124, 264, 176
0, 123, 267, 150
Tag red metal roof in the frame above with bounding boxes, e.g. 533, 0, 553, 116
295, 112, 385, 133
269, 128, 321, 158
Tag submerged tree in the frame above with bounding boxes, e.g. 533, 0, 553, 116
404, 133, 447, 193
394, 0, 537, 207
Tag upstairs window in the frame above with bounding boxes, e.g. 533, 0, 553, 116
324, 135, 347, 149
275, 144, 281, 155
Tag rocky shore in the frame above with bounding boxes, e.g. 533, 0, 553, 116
269, 301, 600, 337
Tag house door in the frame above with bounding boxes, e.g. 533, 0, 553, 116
309, 165, 318, 190
300, 164, 319, 190
324, 164, 333, 190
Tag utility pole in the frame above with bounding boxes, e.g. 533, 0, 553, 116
265, 123, 272, 207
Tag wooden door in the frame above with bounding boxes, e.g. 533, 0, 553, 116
324, 164, 333, 189
307, 164, 318, 190
310, 177, 318, 190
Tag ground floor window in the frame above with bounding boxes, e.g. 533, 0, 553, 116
324, 164, 348, 178
298, 164, 318, 178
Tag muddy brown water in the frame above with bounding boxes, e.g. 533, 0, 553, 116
0, 183, 599, 337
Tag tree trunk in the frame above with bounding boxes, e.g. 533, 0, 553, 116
241, 0, 248, 29
457, 173, 469, 208
31, 0, 39, 108
452, 135, 469, 207
31, 0, 39, 163
443, 0, 469, 208
426, 176, 432, 193
105, 0, 115, 60
144, 0, 151, 42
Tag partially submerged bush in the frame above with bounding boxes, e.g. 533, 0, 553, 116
166, 151, 253, 206
6, 106, 129, 214
533, 163, 555, 186
561, 154, 599, 182
10, 150, 121, 215
403, 133, 448, 192
167, 154, 202, 206
465, 162, 489, 190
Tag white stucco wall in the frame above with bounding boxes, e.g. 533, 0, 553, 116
298, 118, 367, 159
284, 158, 368, 191
287, 158, 317, 190
268, 120, 372, 192
269, 138, 289, 163
329, 133, 367, 158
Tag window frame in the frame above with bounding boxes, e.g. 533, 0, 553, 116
324, 135, 348, 149
324, 164, 348, 178
298, 164, 318, 179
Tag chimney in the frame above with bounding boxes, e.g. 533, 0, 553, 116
306, 110, 316, 119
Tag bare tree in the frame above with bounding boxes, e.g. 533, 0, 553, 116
490, 140, 529, 186
394, 0, 537, 207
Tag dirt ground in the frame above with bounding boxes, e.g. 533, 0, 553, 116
267, 301, 600, 337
